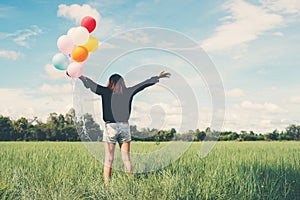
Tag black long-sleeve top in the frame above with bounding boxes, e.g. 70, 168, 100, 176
80, 76, 159, 123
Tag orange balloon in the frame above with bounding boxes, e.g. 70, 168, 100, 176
72, 46, 88, 62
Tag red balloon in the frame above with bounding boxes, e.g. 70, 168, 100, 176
81, 16, 96, 33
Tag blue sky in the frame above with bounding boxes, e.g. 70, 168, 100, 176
0, 0, 300, 133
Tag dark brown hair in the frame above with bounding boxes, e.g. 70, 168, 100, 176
107, 74, 126, 94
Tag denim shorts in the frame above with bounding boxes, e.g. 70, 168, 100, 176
103, 122, 131, 143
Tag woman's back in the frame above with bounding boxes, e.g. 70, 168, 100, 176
101, 87, 133, 123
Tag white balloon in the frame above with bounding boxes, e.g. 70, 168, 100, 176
69, 27, 89, 46
67, 27, 77, 39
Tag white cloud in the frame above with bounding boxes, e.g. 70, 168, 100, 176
57, 4, 101, 23
94, 18, 121, 39
0, 50, 22, 60
273, 32, 284, 37
0, 25, 43, 48
240, 100, 286, 114
260, 0, 300, 15
287, 96, 300, 104
57, 4, 120, 39
201, 0, 283, 52
0, 88, 72, 121
226, 88, 245, 98
13, 25, 43, 47
43, 64, 67, 80
39, 83, 73, 94
223, 100, 293, 133
0, 5, 14, 18
117, 29, 151, 44
221, 86, 300, 133
100, 42, 118, 49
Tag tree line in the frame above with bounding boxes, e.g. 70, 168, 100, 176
0, 108, 299, 142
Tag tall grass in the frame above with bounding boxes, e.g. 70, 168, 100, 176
0, 142, 299, 199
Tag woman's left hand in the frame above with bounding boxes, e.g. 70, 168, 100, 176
158, 71, 171, 79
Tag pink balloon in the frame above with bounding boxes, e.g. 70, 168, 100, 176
57, 35, 74, 55
67, 62, 84, 78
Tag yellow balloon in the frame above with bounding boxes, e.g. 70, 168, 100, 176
83, 36, 99, 52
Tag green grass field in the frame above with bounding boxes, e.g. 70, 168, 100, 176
0, 141, 299, 200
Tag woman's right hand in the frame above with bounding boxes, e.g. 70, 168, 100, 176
66, 72, 86, 81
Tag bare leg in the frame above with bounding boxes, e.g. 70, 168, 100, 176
119, 142, 133, 173
104, 142, 116, 184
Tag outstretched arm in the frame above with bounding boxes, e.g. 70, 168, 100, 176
78, 75, 105, 95
130, 71, 171, 95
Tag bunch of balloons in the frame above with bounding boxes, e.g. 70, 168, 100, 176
52, 16, 99, 78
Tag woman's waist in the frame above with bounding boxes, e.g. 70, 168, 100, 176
105, 121, 129, 125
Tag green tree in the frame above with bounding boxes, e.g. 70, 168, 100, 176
62, 125, 79, 141
194, 128, 206, 141
205, 127, 218, 141
267, 129, 279, 141
33, 121, 48, 141
219, 131, 239, 141
64, 108, 80, 141
0, 116, 13, 141
13, 117, 32, 141
82, 113, 102, 141
57, 114, 67, 141
46, 112, 59, 141
164, 128, 176, 141
285, 124, 300, 140
65, 108, 75, 125
176, 130, 194, 141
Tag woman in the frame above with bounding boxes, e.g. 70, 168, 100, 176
78, 71, 171, 184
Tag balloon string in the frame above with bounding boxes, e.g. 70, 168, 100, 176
71, 78, 75, 106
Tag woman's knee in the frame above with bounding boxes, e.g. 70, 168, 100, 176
104, 155, 114, 165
